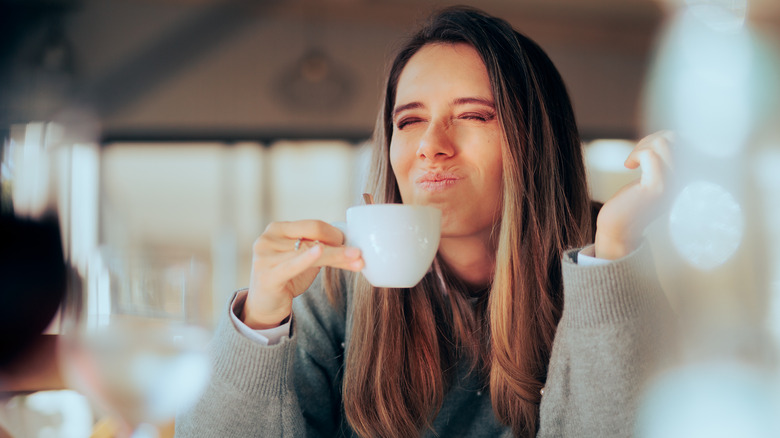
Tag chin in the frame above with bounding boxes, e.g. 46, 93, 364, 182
440, 214, 498, 242
439, 221, 476, 239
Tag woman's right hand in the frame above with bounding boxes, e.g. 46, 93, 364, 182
240, 220, 364, 330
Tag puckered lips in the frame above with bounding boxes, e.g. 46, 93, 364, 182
414, 170, 462, 192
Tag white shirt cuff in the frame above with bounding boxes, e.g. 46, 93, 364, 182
230, 289, 292, 346
577, 244, 611, 266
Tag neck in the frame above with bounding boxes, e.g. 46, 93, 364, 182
437, 233, 495, 288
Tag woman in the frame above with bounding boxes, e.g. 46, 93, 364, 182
177, 6, 672, 438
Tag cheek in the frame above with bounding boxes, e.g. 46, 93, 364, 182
491, 152, 504, 188
389, 140, 400, 174
388, 140, 409, 199
492, 168, 504, 213
485, 142, 505, 207
389, 139, 411, 181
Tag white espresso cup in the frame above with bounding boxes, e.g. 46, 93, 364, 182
334, 204, 441, 288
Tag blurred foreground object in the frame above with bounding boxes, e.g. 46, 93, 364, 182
638, 0, 780, 436
89, 416, 175, 438
0, 214, 65, 370
585, 139, 642, 203
58, 247, 213, 437
0, 214, 72, 436
0, 390, 93, 437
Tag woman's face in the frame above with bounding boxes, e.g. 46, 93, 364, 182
390, 43, 504, 242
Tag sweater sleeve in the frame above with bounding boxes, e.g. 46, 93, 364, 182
538, 243, 674, 438
175, 273, 348, 437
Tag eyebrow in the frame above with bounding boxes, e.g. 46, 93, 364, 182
453, 97, 495, 108
392, 97, 495, 120
392, 102, 424, 119
392, 97, 496, 120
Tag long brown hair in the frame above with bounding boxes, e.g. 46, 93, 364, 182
330, 6, 592, 437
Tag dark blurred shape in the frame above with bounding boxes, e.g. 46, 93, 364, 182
0, 0, 80, 125
0, 0, 78, 64
1, 0, 272, 129
274, 47, 356, 113
0, 213, 66, 367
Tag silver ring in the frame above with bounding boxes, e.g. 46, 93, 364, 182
294, 238, 302, 251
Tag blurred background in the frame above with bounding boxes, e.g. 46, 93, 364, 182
2, 0, 722, 306
2, 0, 780, 436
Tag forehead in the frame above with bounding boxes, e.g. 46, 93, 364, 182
395, 42, 492, 101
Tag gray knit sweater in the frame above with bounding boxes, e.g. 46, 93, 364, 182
176, 245, 671, 437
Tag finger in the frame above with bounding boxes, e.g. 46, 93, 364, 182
625, 130, 674, 170
269, 243, 365, 286
305, 243, 364, 271
260, 242, 364, 272
268, 220, 346, 246
653, 131, 674, 169
255, 223, 345, 255
253, 232, 293, 255
263, 244, 324, 291
256, 234, 326, 254
637, 149, 665, 194
642, 130, 673, 169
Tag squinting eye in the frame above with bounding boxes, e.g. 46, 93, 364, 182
396, 118, 421, 130
461, 112, 495, 122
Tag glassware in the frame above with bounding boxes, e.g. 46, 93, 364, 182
59, 247, 213, 438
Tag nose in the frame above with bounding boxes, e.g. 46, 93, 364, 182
416, 121, 455, 160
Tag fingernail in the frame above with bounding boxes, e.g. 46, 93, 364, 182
344, 247, 360, 258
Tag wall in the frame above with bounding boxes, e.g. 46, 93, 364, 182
56, 0, 663, 141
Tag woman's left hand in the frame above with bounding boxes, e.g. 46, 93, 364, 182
594, 130, 674, 260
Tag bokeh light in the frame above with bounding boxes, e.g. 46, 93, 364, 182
668, 181, 743, 270
685, 0, 747, 32
645, 5, 758, 158
636, 361, 779, 438
752, 147, 780, 341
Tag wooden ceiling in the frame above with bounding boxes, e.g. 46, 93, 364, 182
3, 0, 778, 137
169, 0, 778, 28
